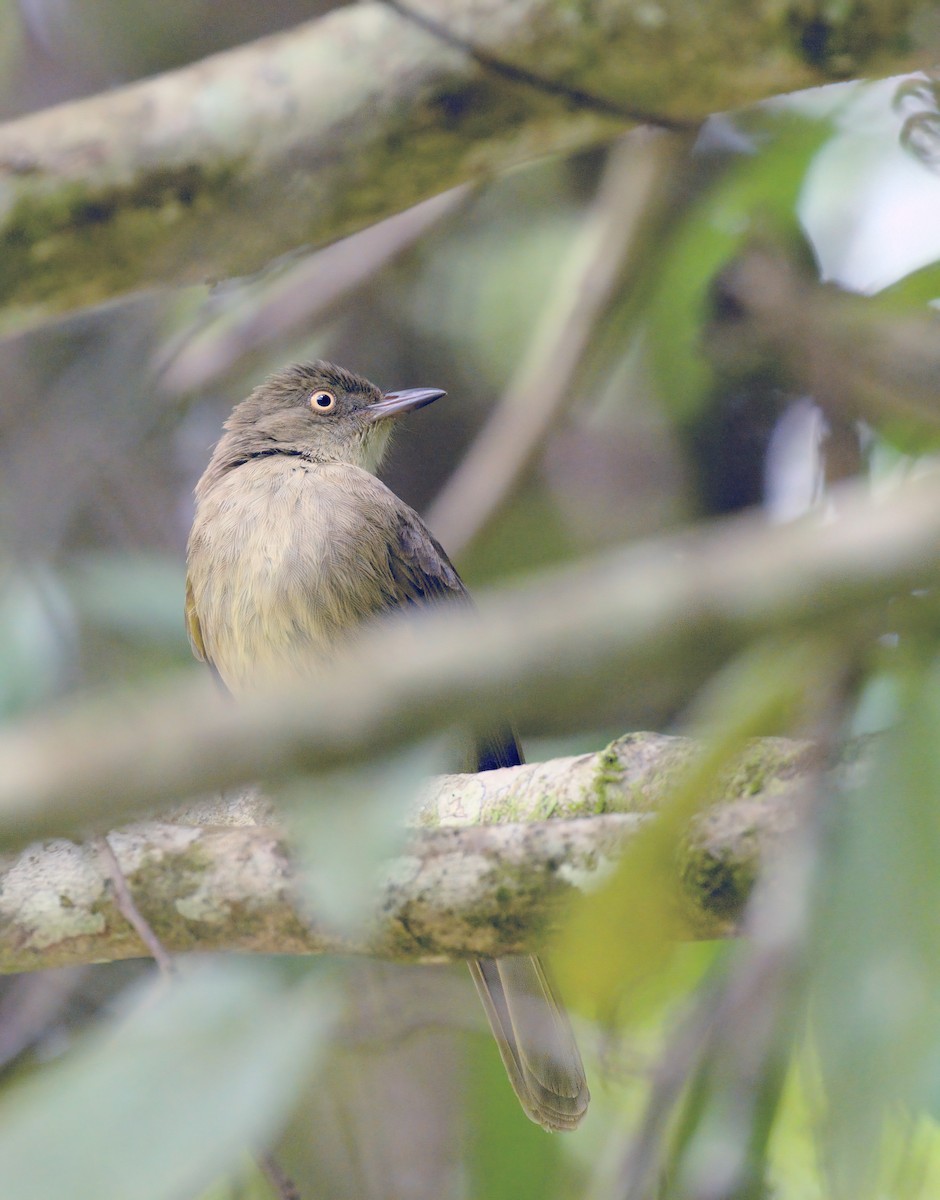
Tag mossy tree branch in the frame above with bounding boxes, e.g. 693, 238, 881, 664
0, 733, 808, 974
0, 0, 931, 329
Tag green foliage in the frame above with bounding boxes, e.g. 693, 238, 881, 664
283, 739, 453, 932
65, 553, 188, 645
643, 113, 832, 422
810, 659, 940, 1196
556, 639, 828, 1023
0, 565, 75, 717
468, 1037, 569, 1200
8, 34, 940, 1200
0, 960, 336, 1200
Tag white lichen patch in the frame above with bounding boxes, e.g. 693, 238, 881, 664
424, 852, 493, 910
174, 886, 225, 925
164, 786, 274, 827
174, 832, 280, 924
0, 840, 106, 947
557, 851, 622, 893
423, 773, 488, 826
107, 822, 201, 868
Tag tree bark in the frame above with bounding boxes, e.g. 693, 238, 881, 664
0, 0, 929, 329
0, 733, 808, 974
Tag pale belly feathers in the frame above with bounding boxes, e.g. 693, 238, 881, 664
187, 459, 401, 693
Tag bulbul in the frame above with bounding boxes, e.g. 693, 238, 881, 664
185, 360, 589, 1132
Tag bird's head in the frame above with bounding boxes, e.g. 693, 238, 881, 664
214, 360, 445, 474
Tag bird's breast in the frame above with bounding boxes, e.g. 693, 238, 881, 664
186, 459, 398, 693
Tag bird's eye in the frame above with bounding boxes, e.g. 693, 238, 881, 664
309, 390, 336, 413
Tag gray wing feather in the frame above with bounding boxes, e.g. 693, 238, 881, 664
386, 509, 466, 605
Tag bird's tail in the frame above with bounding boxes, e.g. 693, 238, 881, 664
468, 954, 590, 1132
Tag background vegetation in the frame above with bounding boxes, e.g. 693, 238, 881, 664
3, 2, 940, 1197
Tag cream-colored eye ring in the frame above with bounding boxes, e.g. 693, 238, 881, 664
309, 390, 336, 413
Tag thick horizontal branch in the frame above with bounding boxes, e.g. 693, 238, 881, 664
0, 472, 937, 849
0, 0, 929, 327
0, 734, 806, 973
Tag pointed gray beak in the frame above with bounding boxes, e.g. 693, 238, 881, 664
367, 387, 446, 421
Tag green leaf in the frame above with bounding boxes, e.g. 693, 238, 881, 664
0, 564, 75, 718
65, 553, 188, 644
0, 959, 336, 1200
811, 658, 940, 1195
557, 639, 827, 1021
283, 738, 452, 932
644, 113, 833, 422
873, 258, 940, 312
468, 1032, 568, 1200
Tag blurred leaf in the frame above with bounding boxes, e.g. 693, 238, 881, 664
848, 667, 903, 738
870, 421, 940, 460
601, 641, 837, 1199
0, 959, 336, 1200
468, 1031, 569, 1200
875, 258, 940, 311
811, 657, 940, 1196
0, 564, 76, 718
764, 1052, 940, 1200
194, 1158, 273, 1200
283, 739, 453, 933
0, 1, 24, 110
557, 639, 828, 1022
663, 937, 804, 1200
644, 114, 832, 422
65, 553, 188, 643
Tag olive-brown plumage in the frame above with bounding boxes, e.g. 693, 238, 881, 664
186, 360, 589, 1131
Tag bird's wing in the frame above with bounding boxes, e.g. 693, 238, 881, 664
184, 574, 207, 663
185, 573, 229, 693
384, 506, 522, 771
386, 507, 467, 606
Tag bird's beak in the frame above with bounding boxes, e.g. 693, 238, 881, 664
368, 387, 446, 421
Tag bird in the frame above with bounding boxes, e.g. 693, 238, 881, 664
185, 359, 589, 1132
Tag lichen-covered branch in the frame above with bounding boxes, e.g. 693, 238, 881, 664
0, 734, 806, 974
0, 0, 930, 328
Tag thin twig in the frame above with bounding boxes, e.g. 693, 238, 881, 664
155, 186, 474, 395
425, 128, 685, 555
382, 0, 699, 133
95, 836, 175, 979
256, 1151, 302, 1200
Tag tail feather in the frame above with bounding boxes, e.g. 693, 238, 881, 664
468, 955, 590, 1132
469, 727, 590, 1131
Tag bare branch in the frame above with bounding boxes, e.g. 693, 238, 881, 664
0, 734, 805, 974
155, 186, 474, 395
710, 244, 940, 427
426, 127, 686, 554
